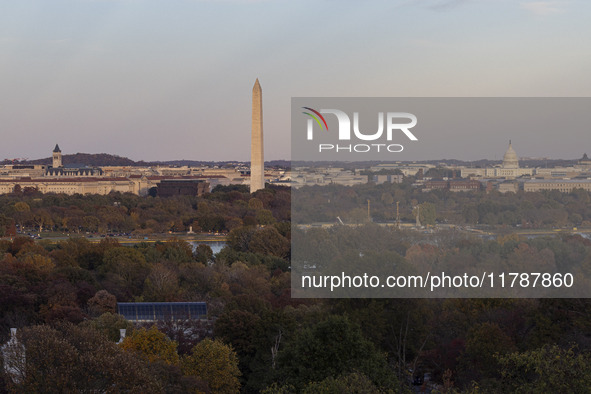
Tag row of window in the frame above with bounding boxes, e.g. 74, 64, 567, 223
117, 302, 207, 322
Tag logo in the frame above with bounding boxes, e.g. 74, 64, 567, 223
302, 107, 329, 135
302, 107, 418, 153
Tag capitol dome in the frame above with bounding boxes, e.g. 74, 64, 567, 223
502, 141, 519, 169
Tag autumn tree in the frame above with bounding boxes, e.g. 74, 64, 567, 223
5, 323, 160, 393
12, 201, 30, 230
0, 214, 13, 237
155, 318, 214, 356
227, 226, 256, 252
39, 280, 86, 324
100, 247, 149, 297
120, 326, 180, 365
87, 289, 117, 315
143, 263, 180, 301
248, 198, 264, 210
181, 338, 241, 394
32, 208, 53, 233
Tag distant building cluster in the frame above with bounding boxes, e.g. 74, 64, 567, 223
1, 79, 290, 196
522, 179, 591, 193
3, 140, 591, 196
1, 81, 587, 196
423, 179, 482, 192
290, 141, 591, 194
291, 167, 368, 188
369, 163, 435, 177
290, 168, 404, 188
0, 145, 287, 196
459, 141, 535, 179
452, 142, 591, 193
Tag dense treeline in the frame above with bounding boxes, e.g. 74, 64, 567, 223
293, 181, 591, 227
2, 231, 591, 391
0, 185, 290, 236
2, 186, 591, 392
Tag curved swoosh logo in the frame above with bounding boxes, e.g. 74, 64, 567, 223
302, 107, 328, 131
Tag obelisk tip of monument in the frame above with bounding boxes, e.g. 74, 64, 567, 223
254, 78, 261, 89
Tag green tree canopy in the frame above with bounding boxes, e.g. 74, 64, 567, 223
276, 315, 397, 390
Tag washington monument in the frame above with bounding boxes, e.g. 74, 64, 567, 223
250, 79, 264, 193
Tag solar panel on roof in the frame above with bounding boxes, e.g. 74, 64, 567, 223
117, 302, 207, 322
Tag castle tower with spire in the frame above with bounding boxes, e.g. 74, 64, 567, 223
52, 144, 62, 168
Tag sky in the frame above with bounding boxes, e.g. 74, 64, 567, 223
1, 0, 590, 162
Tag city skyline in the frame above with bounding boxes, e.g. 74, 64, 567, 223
3, 139, 591, 164
1, 0, 591, 162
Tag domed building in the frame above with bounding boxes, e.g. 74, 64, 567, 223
502, 140, 519, 169
461, 141, 533, 179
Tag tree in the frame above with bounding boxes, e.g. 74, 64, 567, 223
214, 309, 261, 358
181, 338, 241, 394
248, 198, 264, 210
497, 345, 591, 393
261, 372, 389, 394
87, 289, 117, 315
12, 202, 31, 229
120, 326, 180, 366
276, 315, 396, 390
457, 322, 516, 386
227, 226, 256, 252
248, 227, 290, 258
381, 192, 394, 206
100, 247, 149, 296
5, 323, 160, 392
155, 318, 214, 356
83, 312, 134, 342
143, 263, 180, 301
344, 207, 370, 224
194, 244, 213, 264
413, 202, 436, 225
157, 238, 194, 264
39, 279, 87, 324
32, 209, 53, 232
0, 214, 13, 237
302, 372, 389, 394
256, 209, 276, 225
83, 215, 100, 232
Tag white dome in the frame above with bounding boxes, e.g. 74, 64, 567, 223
502, 141, 519, 169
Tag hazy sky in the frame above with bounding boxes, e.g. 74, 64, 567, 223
1, 0, 590, 162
